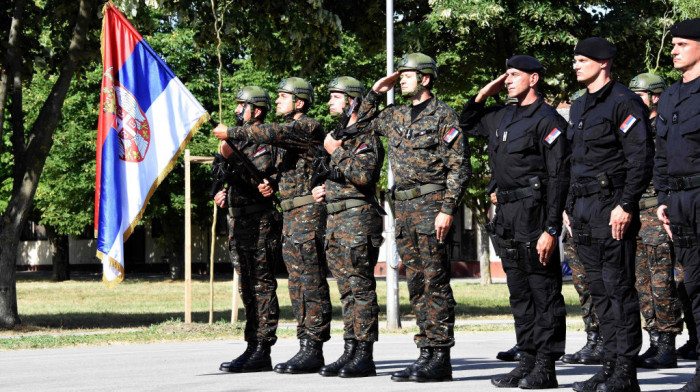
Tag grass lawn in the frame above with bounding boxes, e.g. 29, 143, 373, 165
0, 274, 585, 350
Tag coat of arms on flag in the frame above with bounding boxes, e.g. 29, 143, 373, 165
95, 2, 209, 285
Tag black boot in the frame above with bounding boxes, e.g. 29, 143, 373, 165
497, 345, 522, 362
237, 341, 273, 372
562, 331, 599, 364
572, 359, 615, 392
595, 357, 639, 392
677, 339, 699, 360
635, 329, 659, 366
409, 347, 452, 382
391, 347, 432, 382
285, 339, 325, 374
274, 339, 307, 374
582, 334, 606, 365
642, 331, 677, 369
491, 351, 535, 388
220, 341, 257, 372
318, 339, 357, 377
339, 341, 376, 378
518, 354, 558, 389
678, 360, 700, 392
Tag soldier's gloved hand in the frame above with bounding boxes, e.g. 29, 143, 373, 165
312, 185, 326, 203
657, 205, 673, 240
214, 189, 228, 208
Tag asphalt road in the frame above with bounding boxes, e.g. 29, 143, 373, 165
1, 331, 694, 391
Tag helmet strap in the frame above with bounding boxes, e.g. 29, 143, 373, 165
235, 102, 248, 126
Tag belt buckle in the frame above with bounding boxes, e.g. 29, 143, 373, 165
673, 178, 685, 190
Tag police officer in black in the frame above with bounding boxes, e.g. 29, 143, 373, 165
655, 17, 700, 392
565, 38, 654, 392
460, 55, 569, 389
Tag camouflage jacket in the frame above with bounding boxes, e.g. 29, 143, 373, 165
225, 140, 279, 208
326, 122, 385, 202
227, 114, 325, 201
357, 90, 471, 215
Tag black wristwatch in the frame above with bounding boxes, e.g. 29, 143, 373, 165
545, 226, 558, 237
619, 202, 634, 213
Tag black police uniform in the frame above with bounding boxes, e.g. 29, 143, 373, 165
461, 95, 570, 360
567, 81, 654, 363
655, 74, 700, 355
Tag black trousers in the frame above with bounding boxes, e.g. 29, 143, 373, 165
501, 240, 566, 358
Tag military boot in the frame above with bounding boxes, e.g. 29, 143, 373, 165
285, 339, 324, 374
677, 339, 699, 360
497, 345, 522, 362
595, 357, 639, 392
582, 334, 606, 365
518, 354, 558, 389
220, 340, 257, 372
491, 351, 535, 388
237, 341, 273, 372
274, 339, 307, 373
562, 331, 599, 364
391, 347, 432, 382
642, 331, 677, 369
572, 359, 615, 392
636, 329, 659, 366
409, 347, 452, 382
319, 339, 357, 377
339, 341, 376, 378
677, 360, 700, 391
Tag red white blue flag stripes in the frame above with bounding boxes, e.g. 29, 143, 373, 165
96, 3, 208, 285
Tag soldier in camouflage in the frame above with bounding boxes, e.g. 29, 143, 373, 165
311, 76, 385, 378
215, 86, 282, 374
358, 53, 471, 382
628, 73, 683, 369
214, 77, 332, 375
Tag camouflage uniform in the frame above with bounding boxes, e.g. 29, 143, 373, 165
324, 124, 385, 342
359, 90, 471, 348
564, 234, 600, 333
226, 141, 282, 345
227, 115, 332, 343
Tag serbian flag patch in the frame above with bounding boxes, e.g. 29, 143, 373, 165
545, 128, 561, 144
253, 147, 267, 157
444, 127, 459, 143
354, 143, 369, 154
619, 115, 637, 134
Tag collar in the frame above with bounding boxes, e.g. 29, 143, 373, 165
409, 95, 438, 124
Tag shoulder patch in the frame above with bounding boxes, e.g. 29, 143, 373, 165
253, 147, 267, 158
619, 115, 638, 134
354, 143, 370, 154
544, 128, 562, 144
443, 127, 459, 144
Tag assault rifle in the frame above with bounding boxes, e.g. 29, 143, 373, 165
209, 119, 280, 206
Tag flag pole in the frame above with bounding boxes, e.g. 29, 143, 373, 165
185, 149, 192, 323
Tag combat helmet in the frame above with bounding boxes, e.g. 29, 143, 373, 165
628, 73, 666, 94
235, 86, 271, 112
397, 52, 438, 81
277, 77, 315, 107
328, 76, 365, 99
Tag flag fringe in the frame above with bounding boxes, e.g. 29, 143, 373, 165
96, 249, 125, 287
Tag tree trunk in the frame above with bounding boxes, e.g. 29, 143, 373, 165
48, 227, 70, 282
478, 222, 492, 285
0, 0, 93, 329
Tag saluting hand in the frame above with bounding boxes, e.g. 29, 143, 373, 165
475, 73, 507, 103
657, 205, 673, 240
372, 72, 400, 94
213, 124, 229, 141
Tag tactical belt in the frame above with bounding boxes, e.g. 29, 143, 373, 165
496, 186, 534, 204
571, 176, 625, 197
394, 184, 446, 201
669, 175, 700, 191
326, 199, 368, 214
671, 224, 699, 248
280, 195, 316, 212
638, 197, 658, 210
228, 203, 270, 218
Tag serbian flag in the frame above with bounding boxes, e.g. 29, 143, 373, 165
96, 3, 208, 285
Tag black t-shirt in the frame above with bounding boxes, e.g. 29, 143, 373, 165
411, 96, 433, 122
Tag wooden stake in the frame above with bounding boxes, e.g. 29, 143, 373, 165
209, 204, 217, 325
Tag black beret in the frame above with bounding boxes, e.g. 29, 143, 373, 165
574, 37, 616, 60
506, 55, 543, 73
671, 18, 700, 39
